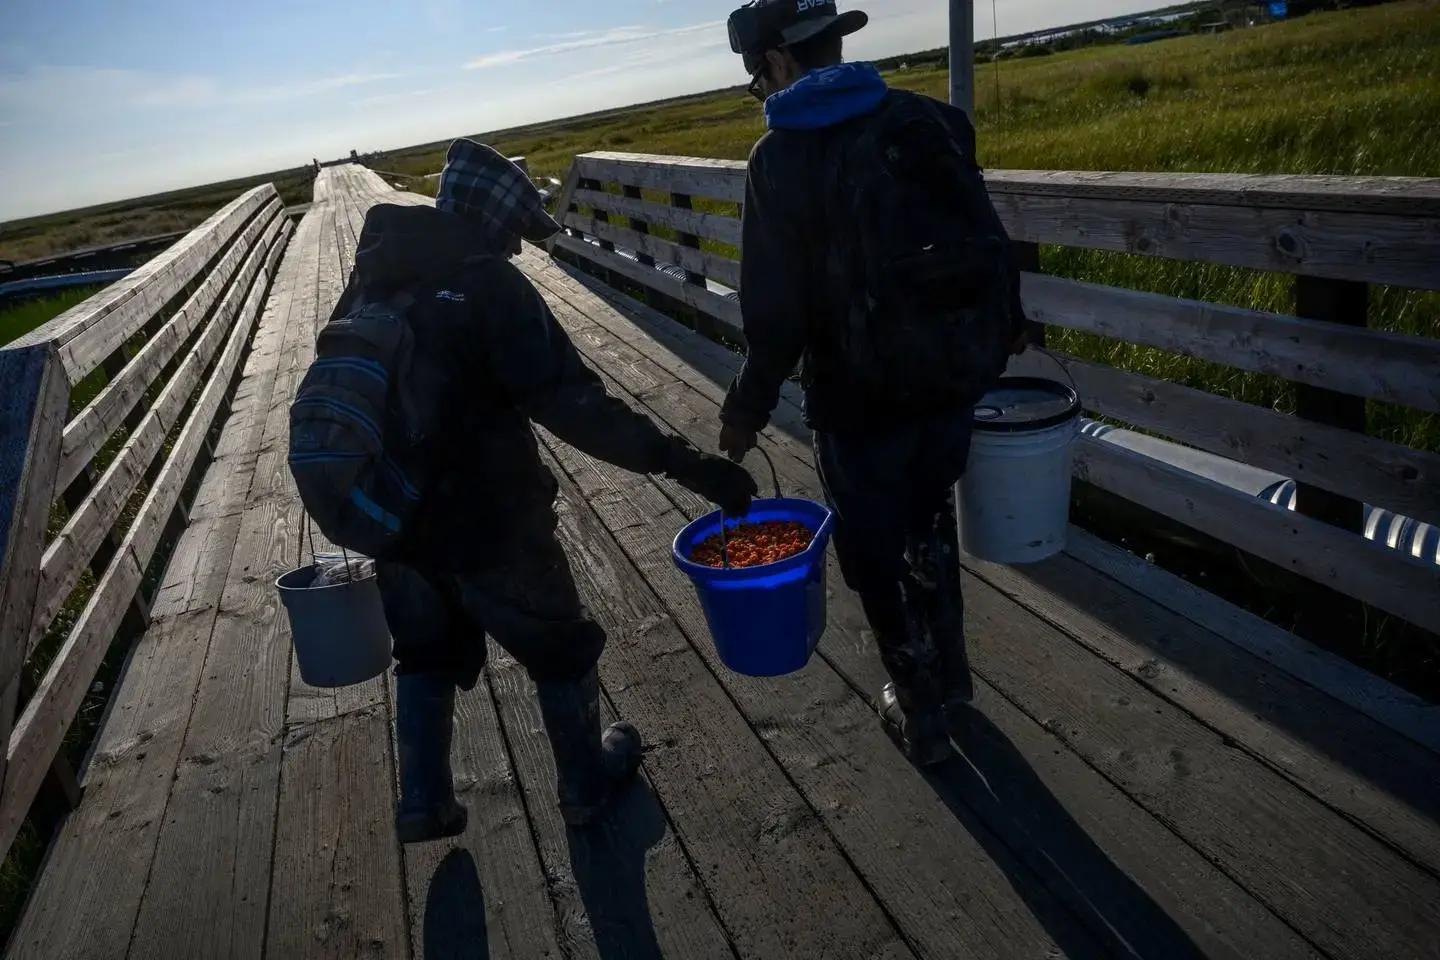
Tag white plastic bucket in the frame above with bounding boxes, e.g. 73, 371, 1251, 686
957, 377, 1082, 564
276, 561, 393, 688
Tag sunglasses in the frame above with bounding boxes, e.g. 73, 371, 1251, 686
747, 69, 767, 103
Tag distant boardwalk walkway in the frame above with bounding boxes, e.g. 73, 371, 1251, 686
5, 165, 1440, 959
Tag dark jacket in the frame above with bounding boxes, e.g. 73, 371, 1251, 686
719, 62, 1026, 436
333, 203, 673, 571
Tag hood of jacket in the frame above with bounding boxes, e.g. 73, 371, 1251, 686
764, 61, 889, 132
352, 203, 505, 293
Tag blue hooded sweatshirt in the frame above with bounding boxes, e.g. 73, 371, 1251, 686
764, 61, 890, 131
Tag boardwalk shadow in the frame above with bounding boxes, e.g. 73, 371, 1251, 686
1016, 557, 1440, 827
567, 777, 669, 960
424, 848, 490, 959
925, 705, 1209, 960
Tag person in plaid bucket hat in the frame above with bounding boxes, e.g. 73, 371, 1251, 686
329, 139, 757, 843
433, 138, 562, 250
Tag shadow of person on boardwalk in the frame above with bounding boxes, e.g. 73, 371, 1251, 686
924, 704, 1211, 960
424, 848, 490, 959
567, 776, 669, 959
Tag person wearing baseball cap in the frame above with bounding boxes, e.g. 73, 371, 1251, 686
718, 4, 1032, 768
332, 138, 757, 843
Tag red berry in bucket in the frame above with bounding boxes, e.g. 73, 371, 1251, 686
689, 520, 814, 569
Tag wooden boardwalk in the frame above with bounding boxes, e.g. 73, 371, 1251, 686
6, 165, 1440, 960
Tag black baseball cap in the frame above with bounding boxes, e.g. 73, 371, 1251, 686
729, 1, 869, 74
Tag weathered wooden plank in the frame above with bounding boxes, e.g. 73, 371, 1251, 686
960, 569, 1440, 960
552, 235, 742, 336
1063, 526, 1440, 757
1022, 273, 1440, 413
534, 456, 916, 959
265, 706, 408, 960
1007, 349, 1440, 525
569, 188, 743, 247
35, 215, 288, 646
0, 222, 276, 859
966, 547, 1440, 876
57, 203, 283, 491
3, 212, 310, 960
524, 269, 1326, 960
575, 153, 747, 204
561, 213, 741, 289
124, 500, 298, 958
485, 645, 736, 960
11, 185, 277, 381
997, 192, 1440, 290
0, 343, 68, 841
400, 674, 564, 960
984, 169, 1440, 217
1074, 435, 1440, 634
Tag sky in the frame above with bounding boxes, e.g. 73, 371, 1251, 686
0, 0, 1159, 221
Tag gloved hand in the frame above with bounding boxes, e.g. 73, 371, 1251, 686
661, 439, 758, 516
718, 423, 758, 462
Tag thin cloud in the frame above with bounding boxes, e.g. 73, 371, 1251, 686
465, 21, 723, 70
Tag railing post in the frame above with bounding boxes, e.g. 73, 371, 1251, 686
1012, 241, 1045, 347
0, 343, 69, 809
623, 185, 655, 268
671, 192, 715, 337
1292, 276, 1368, 534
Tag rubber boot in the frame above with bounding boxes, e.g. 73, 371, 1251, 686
395, 672, 468, 844
862, 579, 952, 768
535, 668, 643, 827
907, 516, 975, 724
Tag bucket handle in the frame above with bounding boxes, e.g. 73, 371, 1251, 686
1028, 345, 1081, 399
718, 446, 784, 570
296, 510, 358, 584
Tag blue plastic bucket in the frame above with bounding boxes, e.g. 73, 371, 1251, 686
671, 497, 836, 678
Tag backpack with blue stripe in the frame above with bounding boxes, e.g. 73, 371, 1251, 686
287, 288, 441, 560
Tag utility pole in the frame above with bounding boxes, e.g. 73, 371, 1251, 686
949, 0, 975, 119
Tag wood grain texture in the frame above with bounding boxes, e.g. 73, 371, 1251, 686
1022, 273, 1440, 413
11, 185, 277, 382
124, 500, 299, 959
537, 460, 916, 960
1074, 435, 1440, 634
568, 153, 1440, 286
4, 210, 306, 960
265, 705, 408, 960
1007, 349, 1440, 525
523, 265, 1323, 960
552, 235, 742, 335
35, 214, 288, 649
561, 213, 742, 288
575, 153, 747, 204
1, 201, 281, 870
1062, 526, 1440, 756
400, 673, 565, 960
484, 645, 736, 960
0, 343, 67, 838
966, 548, 1440, 876
519, 250, 1440, 959
570, 188, 743, 246
57, 203, 284, 491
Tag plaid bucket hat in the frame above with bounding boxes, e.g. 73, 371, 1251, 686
434, 139, 561, 244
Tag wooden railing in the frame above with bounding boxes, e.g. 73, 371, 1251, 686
548, 150, 1440, 637
0, 184, 292, 861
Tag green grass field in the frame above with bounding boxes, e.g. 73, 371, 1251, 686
0, 167, 314, 264
376, 0, 1439, 455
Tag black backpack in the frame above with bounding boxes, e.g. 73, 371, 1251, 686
824, 91, 1015, 405
287, 285, 447, 560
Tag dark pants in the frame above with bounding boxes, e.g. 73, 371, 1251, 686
376, 509, 605, 690
814, 411, 974, 702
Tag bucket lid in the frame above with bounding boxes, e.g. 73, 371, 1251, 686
972, 376, 1081, 432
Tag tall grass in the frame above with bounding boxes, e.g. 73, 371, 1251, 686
374, 1, 1440, 451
